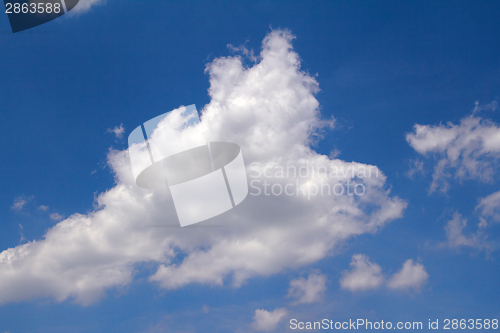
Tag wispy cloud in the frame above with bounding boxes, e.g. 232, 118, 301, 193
476, 190, 500, 223
444, 212, 488, 250
406, 159, 424, 179
11, 198, 27, 211
107, 124, 125, 139
50, 213, 65, 221
19, 224, 25, 243
406, 103, 500, 193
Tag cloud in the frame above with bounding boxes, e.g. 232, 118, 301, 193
50, 213, 65, 221
340, 254, 384, 292
406, 104, 500, 193
11, 198, 28, 210
69, 0, 106, 14
19, 224, 25, 243
387, 259, 428, 291
0, 29, 405, 305
472, 100, 498, 114
287, 272, 326, 305
476, 190, 500, 223
444, 212, 488, 250
406, 159, 424, 179
252, 308, 287, 332
38, 205, 49, 211
107, 124, 125, 139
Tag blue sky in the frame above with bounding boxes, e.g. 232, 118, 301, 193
1, 1, 500, 332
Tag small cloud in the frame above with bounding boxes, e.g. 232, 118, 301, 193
476, 189, 500, 223
387, 259, 428, 291
287, 272, 327, 305
201, 305, 209, 313
50, 213, 65, 221
38, 205, 49, 211
406, 159, 424, 179
329, 149, 341, 159
252, 308, 288, 332
107, 124, 125, 139
406, 102, 500, 193
11, 197, 29, 210
444, 213, 483, 249
478, 217, 488, 228
19, 224, 25, 242
472, 100, 498, 114
340, 254, 384, 292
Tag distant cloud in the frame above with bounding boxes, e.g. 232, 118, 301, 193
472, 100, 498, 114
107, 124, 125, 139
444, 212, 487, 250
406, 159, 424, 179
50, 213, 65, 221
11, 198, 27, 210
406, 103, 500, 193
287, 272, 326, 305
476, 190, 500, 223
38, 205, 49, 211
340, 254, 384, 292
19, 224, 25, 243
252, 308, 287, 332
341, 254, 428, 292
387, 259, 428, 291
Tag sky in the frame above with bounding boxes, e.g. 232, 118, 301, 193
1, 1, 500, 332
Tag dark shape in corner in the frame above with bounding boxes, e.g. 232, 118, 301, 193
3, 0, 80, 33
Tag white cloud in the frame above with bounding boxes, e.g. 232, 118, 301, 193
38, 205, 49, 211
387, 259, 428, 291
287, 272, 326, 305
444, 212, 486, 250
472, 100, 498, 114
69, 0, 106, 14
252, 308, 287, 332
50, 213, 65, 221
476, 190, 500, 223
11, 198, 27, 210
0, 29, 406, 305
406, 159, 424, 179
19, 224, 25, 243
340, 254, 384, 292
406, 106, 500, 193
107, 124, 125, 139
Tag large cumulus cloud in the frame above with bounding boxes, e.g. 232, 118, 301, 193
0, 29, 405, 305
